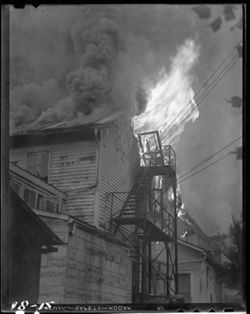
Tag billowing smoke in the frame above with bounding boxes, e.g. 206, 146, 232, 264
10, 5, 198, 134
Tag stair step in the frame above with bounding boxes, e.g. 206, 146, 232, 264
122, 211, 136, 214
117, 173, 154, 220
120, 213, 136, 217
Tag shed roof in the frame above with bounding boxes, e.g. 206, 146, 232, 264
10, 188, 64, 249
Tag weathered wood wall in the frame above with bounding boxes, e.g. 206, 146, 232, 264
96, 120, 140, 230
38, 216, 132, 304
10, 141, 98, 224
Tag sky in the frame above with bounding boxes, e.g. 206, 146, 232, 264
9, 4, 243, 235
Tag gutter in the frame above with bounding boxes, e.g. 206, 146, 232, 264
67, 216, 131, 249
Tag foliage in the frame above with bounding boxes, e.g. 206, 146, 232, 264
210, 17, 222, 32
192, 4, 242, 33
224, 96, 242, 108
229, 146, 242, 160
192, 6, 211, 19
219, 218, 243, 294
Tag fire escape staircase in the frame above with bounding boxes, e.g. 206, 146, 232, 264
111, 168, 151, 233
111, 167, 174, 242
109, 131, 180, 303
111, 131, 176, 241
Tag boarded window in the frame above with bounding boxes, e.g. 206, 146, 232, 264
26, 151, 49, 182
23, 188, 36, 209
178, 273, 191, 302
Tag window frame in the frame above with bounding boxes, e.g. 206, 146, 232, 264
23, 187, 37, 209
177, 272, 192, 303
25, 150, 50, 182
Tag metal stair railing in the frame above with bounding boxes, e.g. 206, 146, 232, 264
147, 193, 175, 237
109, 191, 130, 232
113, 168, 150, 218
111, 168, 151, 235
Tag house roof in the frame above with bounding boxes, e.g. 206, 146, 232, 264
179, 212, 210, 243
10, 188, 64, 249
10, 110, 127, 137
10, 110, 128, 148
10, 163, 66, 198
178, 238, 207, 254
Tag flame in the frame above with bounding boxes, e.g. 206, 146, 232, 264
132, 39, 200, 146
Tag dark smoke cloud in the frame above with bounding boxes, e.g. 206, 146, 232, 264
10, 5, 196, 133
10, 79, 66, 129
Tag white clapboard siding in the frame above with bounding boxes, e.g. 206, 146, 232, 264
10, 141, 98, 224
48, 142, 97, 224
97, 121, 139, 230
178, 262, 201, 302
177, 243, 220, 302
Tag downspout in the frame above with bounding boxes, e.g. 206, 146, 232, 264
173, 176, 178, 294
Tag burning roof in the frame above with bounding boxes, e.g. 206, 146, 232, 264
10, 110, 127, 136
10, 6, 200, 145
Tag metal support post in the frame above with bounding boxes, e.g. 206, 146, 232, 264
165, 240, 170, 298
173, 176, 178, 294
148, 241, 152, 294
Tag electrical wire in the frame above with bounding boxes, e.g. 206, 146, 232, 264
164, 57, 239, 145
160, 40, 242, 140
177, 135, 242, 181
178, 153, 231, 184
160, 41, 242, 144
164, 53, 240, 144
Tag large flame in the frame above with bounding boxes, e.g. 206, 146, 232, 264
132, 39, 200, 146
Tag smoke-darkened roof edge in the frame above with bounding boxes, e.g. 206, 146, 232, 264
10, 110, 127, 137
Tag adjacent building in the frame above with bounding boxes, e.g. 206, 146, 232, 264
9, 188, 63, 304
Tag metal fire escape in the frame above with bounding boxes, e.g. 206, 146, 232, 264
110, 131, 179, 303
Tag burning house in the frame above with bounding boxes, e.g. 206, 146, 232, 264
8, 113, 224, 304
8, 112, 181, 303
9, 112, 138, 303
6, 5, 233, 305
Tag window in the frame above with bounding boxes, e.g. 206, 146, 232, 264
23, 188, 36, 209
36, 193, 58, 213
46, 200, 55, 212
10, 181, 21, 194
37, 194, 46, 210
178, 273, 191, 302
26, 151, 49, 182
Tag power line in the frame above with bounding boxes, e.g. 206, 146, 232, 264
177, 135, 242, 181
164, 53, 240, 144
178, 153, 230, 184
160, 40, 242, 144
165, 56, 239, 145
161, 40, 242, 141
